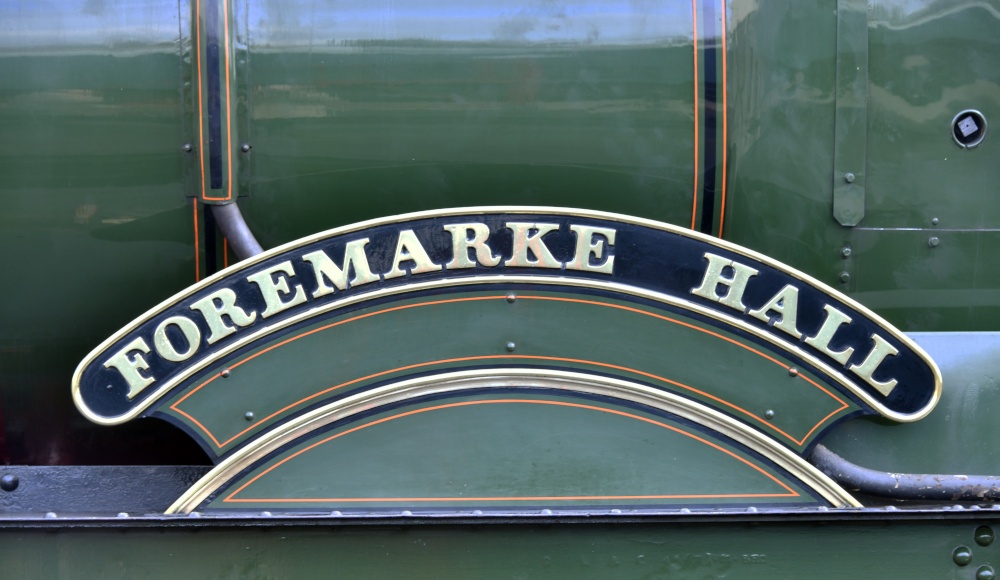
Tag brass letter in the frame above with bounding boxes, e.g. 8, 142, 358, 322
748, 284, 803, 339
246, 260, 307, 319
103, 337, 155, 399
504, 222, 561, 268
153, 316, 202, 363
804, 305, 855, 365
301, 239, 379, 298
690, 253, 760, 312
190, 288, 257, 345
849, 334, 899, 396
383, 229, 443, 280
566, 225, 616, 274
443, 223, 500, 269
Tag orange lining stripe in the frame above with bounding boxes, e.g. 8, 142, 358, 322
170, 295, 848, 449
223, 399, 799, 502
718, 0, 729, 238
192, 199, 200, 282
690, 0, 699, 230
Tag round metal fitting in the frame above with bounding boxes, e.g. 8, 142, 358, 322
182, 143, 193, 153
506, 294, 517, 304
244, 411, 254, 422
839, 271, 850, 284
221, 369, 231, 378
931, 217, 940, 226
240, 143, 252, 153
928, 236, 940, 248
952, 110, 987, 149
0, 474, 18, 492
844, 172, 856, 184
953, 546, 973, 566
976, 526, 995, 547
841, 247, 852, 259
977, 565, 996, 580
764, 410, 775, 420
505, 342, 516, 352
788, 367, 799, 377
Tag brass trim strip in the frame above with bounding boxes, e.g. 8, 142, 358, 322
166, 369, 860, 514
72, 207, 942, 425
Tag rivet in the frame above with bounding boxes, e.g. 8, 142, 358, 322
44, 512, 57, 519
977, 564, 996, 580
472, 510, 483, 515
610, 509, 622, 514
976, 526, 995, 546
953, 546, 973, 566
506, 294, 517, 304
221, 369, 231, 378
788, 367, 799, 377
182, 143, 193, 153
929, 236, 940, 248
244, 412, 254, 422
330, 511, 342, 516
260, 511, 272, 517
506, 342, 516, 352
841, 247, 852, 259
117, 512, 129, 518
240, 143, 252, 153
0, 474, 19, 492
188, 512, 201, 518
764, 410, 775, 420
541, 509, 552, 515
401, 510, 413, 516
844, 172, 856, 183
746, 506, 758, 513
839, 271, 850, 283
931, 217, 940, 226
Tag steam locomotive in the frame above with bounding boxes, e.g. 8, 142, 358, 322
2, 0, 999, 576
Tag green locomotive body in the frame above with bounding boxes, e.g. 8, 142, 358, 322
2, 0, 999, 576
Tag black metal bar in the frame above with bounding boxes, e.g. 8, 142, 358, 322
811, 444, 1000, 501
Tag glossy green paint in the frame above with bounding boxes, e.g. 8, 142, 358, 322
0, 0, 994, 488
0, 2, 206, 465
823, 332, 1000, 476
164, 290, 854, 456
209, 392, 814, 511
2, 519, 999, 578
724, 0, 1000, 331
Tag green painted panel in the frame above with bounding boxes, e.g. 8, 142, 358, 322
242, 0, 697, 245
864, 1, 1000, 229
209, 392, 814, 510
1, 520, 997, 578
845, 230, 1000, 331
164, 289, 854, 455
0, 3, 207, 465
822, 332, 1000, 475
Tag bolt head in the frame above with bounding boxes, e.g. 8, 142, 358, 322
976, 526, 995, 547
841, 247, 852, 259
928, 236, 940, 248
0, 474, 18, 492
839, 271, 851, 283
954, 546, 973, 566
844, 172, 856, 183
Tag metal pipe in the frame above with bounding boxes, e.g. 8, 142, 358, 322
810, 444, 1000, 501
210, 202, 264, 261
